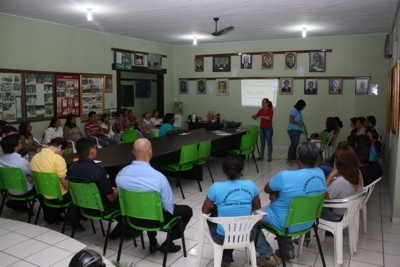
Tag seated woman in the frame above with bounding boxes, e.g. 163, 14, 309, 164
100, 113, 120, 144
150, 109, 162, 128
63, 113, 84, 142
127, 109, 137, 127
19, 121, 41, 159
158, 113, 188, 136
43, 118, 63, 145
113, 109, 128, 134
201, 155, 274, 267
310, 117, 336, 142
365, 129, 381, 161
142, 111, 153, 128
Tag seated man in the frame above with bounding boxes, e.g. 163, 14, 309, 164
67, 137, 127, 239
262, 141, 326, 260
116, 138, 193, 253
85, 111, 118, 147
0, 134, 35, 211
354, 143, 383, 186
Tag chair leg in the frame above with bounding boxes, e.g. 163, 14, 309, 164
251, 152, 259, 173
179, 220, 187, 257
313, 225, 326, 267
70, 208, 80, 238
362, 206, 367, 234
26, 200, 35, 223
206, 162, 214, 183
177, 171, 185, 199
117, 223, 126, 262
0, 193, 6, 216
276, 236, 286, 267
162, 231, 172, 267
98, 219, 104, 236
196, 168, 203, 193
103, 220, 112, 256
34, 203, 42, 225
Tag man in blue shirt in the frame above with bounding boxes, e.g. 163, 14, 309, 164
262, 141, 326, 260
116, 138, 193, 253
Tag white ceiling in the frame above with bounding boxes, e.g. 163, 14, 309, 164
1, 0, 399, 45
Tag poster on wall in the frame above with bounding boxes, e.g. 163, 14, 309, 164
25, 73, 54, 121
55, 74, 80, 118
80, 75, 104, 121
0, 72, 23, 122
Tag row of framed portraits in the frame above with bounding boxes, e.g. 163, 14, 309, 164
194, 51, 326, 72
0, 70, 111, 123
178, 77, 372, 96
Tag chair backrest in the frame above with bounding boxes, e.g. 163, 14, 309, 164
121, 128, 139, 143
196, 140, 211, 165
245, 124, 259, 143
323, 191, 367, 228
302, 124, 309, 139
284, 193, 325, 234
0, 167, 29, 193
239, 134, 254, 155
68, 180, 105, 212
179, 143, 197, 171
203, 212, 264, 249
32, 171, 63, 200
361, 176, 382, 208
118, 188, 164, 223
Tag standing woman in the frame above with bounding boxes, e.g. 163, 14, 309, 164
287, 99, 306, 164
251, 98, 274, 162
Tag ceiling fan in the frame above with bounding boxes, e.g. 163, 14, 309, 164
210, 17, 234, 36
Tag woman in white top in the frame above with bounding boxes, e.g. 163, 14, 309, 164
142, 111, 153, 128
101, 113, 120, 144
43, 118, 63, 144
150, 109, 162, 128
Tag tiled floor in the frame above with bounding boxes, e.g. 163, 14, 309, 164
1, 146, 400, 266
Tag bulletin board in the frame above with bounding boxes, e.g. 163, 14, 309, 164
55, 74, 80, 118
25, 73, 54, 121
0, 72, 23, 122
80, 74, 105, 121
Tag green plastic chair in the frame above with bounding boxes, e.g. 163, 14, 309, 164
163, 143, 197, 199
68, 180, 121, 256
245, 124, 260, 157
116, 189, 186, 267
196, 140, 214, 184
32, 171, 73, 233
302, 124, 309, 140
0, 167, 37, 223
228, 134, 259, 173
258, 193, 326, 267
121, 128, 139, 143
0, 173, 6, 216
148, 130, 156, 139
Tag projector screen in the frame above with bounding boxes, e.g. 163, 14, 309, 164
241, 79, 278, 107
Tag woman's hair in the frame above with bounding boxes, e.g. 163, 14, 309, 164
334, 143, 361, 186
222, 155, 244, 179
101, 113, 109, 122
163, 113, 174, 124
294, 99, 306, 111
48, 117, 58, 128
65, 113, 76, 128
152, 109, 159, 117
334, 116, 343, 128
18, 121, 31, 138
325, 117, 336, 132
350, 117, 358, 126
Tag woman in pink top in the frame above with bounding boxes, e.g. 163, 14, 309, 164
251, 98, 274, 162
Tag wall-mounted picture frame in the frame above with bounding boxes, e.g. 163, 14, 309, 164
304, 78, 317, 94
80, 75, 104, 121
105, 75, 113, 92
105, 108, 118, 119
213, 55, 231, 72
55, 74, 80, 118
279, 78, 293, 94
135, 80, 151, 97
216, 79, 229, 96
195, 56, 204, 72
241, 54, 252, 69
25, 72, 54, 121
261, 52, 273, 70
284, 52, 297, 70
134, 53, 144, 66
197, 79, 207, 94
179, 79, 188, 94
329, 79, 343, 94
0, 72, 23, 123
309, 51, 326, 72
147, 53, 162, 70
391, 62, 399, 135
355, 77, 370, 95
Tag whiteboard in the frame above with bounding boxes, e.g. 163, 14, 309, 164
241, 79, 278, 107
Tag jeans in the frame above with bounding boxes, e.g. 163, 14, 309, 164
97, 135, 119, 147
208, 220, 273, 262
260, 127, 273, 158
287, 130, 301, 161
318, 163, 333, 177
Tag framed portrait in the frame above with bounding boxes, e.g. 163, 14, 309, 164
195, 56, 204, 72
329, 79, 343, 95
197, 79, 207, 94
309, 51, 326, 72
134, 53, 144, 66
391, 62, 399, 135
147, 53, 162, 70
284, 52, 297, 70
216, 79, 229, 96
213, 55, 231, 72
80, 74, 104, 121
241, 54, 252, 69
261, 52, 273, 70
279, 78, 293, 94
179, 79, 188, 94
304, 78, 317, 95
355, 77, 370, 95
105, 75, 113, 92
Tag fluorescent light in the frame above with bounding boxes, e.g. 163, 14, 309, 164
302, 28, 307, 38
87, 9, 93, 21
193, 37, 197, 45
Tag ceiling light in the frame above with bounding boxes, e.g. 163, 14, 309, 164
193, 37, 197, 45
87, 9, 93, 21
302, 28, 307, 38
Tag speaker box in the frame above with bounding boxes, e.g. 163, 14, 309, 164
385, 33, 393, 59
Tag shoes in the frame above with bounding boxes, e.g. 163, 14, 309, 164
267, 157, 272, 162
275, 249, 295, 260
5, 201, 28, 212
293, 237, 311, 247
257, 157, 264, 161
221, 262, 231, 267
257, 255, 278, 267
109, 223, 123, 240
159, 241, 181, 253
149, 243, 160, 253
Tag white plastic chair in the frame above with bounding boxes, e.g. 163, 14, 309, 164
66, 140, 77, 153
195, 211, 264, 267
318, 191, 367, 267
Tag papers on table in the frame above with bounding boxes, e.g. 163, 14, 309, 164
212, 130, 232, 136
178, 131, 191, 136
94, 160, 102, 164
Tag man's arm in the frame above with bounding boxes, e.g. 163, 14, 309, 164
106, 187, 118, 202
